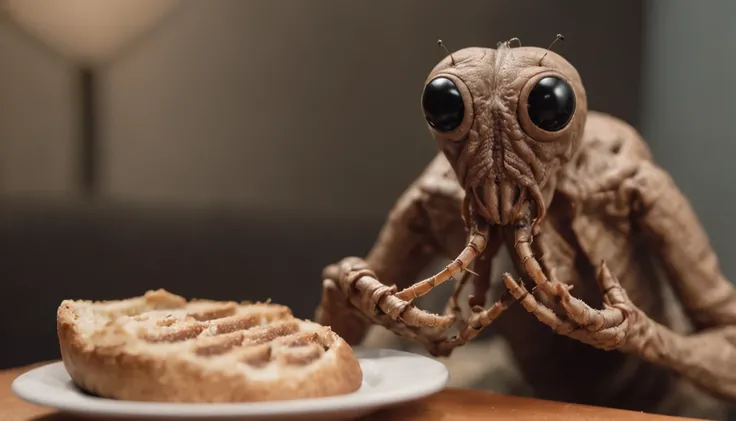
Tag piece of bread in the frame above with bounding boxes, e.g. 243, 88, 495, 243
56, 289, 363, 402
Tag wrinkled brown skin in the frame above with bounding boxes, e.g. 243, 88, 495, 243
315, 41, 736, 414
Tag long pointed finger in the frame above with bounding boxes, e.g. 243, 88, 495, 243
469, 243, 495, 308
555, 282, 626, 332
514, 225, 558, 297
529, 232, 565, 307
347, 273, 456, 329
597, 260, 628, 306
568, 322, 629, 351
430, 290, 515, 356
395, 225, 489, 302
394, 303, 456, 329
502, 273, 577, 335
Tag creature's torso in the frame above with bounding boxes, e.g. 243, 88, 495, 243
493, 111, 682, 412
425, 111, 720, 415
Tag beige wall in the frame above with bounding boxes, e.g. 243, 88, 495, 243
0, 19, 76, 196
0, 0, 644, 220
100, 0, 644, 218
640, 0, 736, 277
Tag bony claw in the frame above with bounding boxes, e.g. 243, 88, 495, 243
323, 257, 457, 331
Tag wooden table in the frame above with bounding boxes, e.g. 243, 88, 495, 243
1, 362, 703, 421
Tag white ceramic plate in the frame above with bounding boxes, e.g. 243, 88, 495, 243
12, 348, 448, 420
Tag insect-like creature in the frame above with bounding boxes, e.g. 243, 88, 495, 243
314, 36, 736, 416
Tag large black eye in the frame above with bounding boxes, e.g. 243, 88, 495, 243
422, 77, 465, 132
526, 76, 575, 132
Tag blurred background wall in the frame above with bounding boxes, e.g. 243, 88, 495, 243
1, 0, 644, 215
0, 12, 76, 196
640, 0, 736, 269
0, 0, 730, 369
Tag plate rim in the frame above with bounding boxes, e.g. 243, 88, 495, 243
11, 348, 449, 418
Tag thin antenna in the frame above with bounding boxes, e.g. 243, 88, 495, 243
539, 33, 565, 64
437, 39, 456, 66
507, 37, 522, 48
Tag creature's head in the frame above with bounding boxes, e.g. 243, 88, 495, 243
421, 39, 587, 228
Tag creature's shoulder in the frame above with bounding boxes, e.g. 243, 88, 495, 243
419, 152, 459, 183
578, 111, 652, 161
557, 111, 653, 198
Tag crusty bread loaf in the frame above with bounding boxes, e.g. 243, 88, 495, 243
56, 289, 363, 402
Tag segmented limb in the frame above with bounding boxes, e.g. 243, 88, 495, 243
512, 251, 736, 401
503, 259, 631, 349
315, 154, 505, 349
319, 277, 445, 349
319, 254, 516, 357
319, 238, 517, 357
323, 257, 456, 329
451, 234, 497, 313
429, 289, 516, 356
429, 237, 515, 356
394, 226, 489, 302
514, 222, 558, 297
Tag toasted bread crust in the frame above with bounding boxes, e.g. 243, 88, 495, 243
57, 290, 363, 402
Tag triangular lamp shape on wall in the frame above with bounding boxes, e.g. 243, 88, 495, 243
3, 0, 180, 65
1, 0, 183, 195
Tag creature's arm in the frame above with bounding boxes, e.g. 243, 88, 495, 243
317, 153, 511, 356
615, 160, 736, 400
315, 153, 471, 345
626, 161, 736, 329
